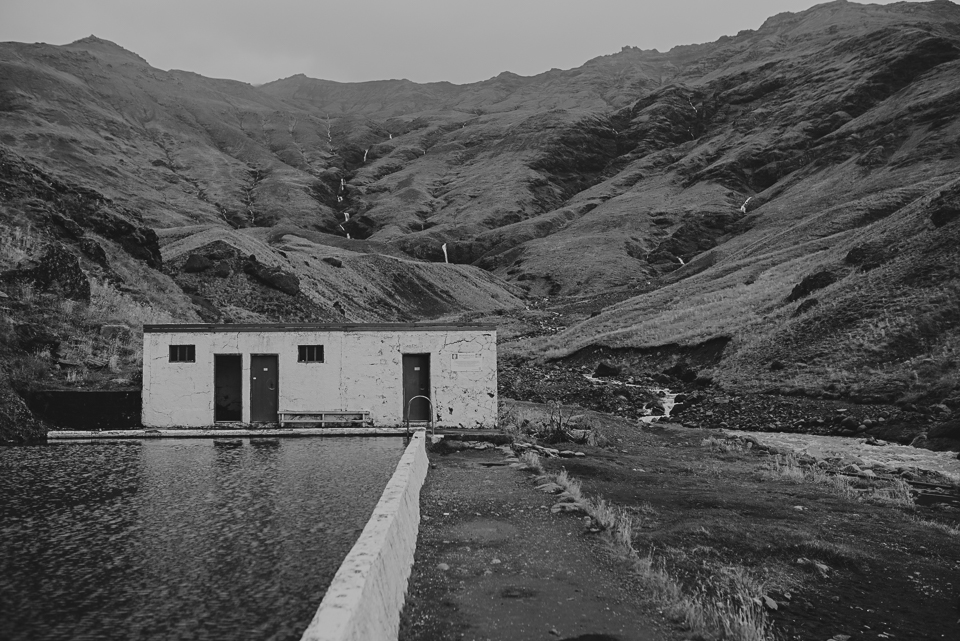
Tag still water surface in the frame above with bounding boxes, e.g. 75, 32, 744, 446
0, 437, 406, 641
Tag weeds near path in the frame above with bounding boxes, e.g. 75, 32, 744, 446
518, 451, 544, 473
912, 516, 960, 537
537, 465, 776, 641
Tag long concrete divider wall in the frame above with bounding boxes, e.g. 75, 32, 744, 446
300, 430, 428, 641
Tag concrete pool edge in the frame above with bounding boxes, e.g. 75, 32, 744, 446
300, 430, 428, 641
45, 428, 412, 439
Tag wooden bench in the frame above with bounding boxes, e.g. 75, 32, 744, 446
278, 410, 372, 428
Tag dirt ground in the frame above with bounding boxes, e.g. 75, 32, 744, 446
400, 408, 960, 641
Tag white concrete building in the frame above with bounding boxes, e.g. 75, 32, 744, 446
141, 323, 497, 429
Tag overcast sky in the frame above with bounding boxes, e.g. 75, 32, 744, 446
2, 0, 907, 85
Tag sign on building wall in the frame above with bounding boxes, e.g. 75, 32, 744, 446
450, 352, 482, 371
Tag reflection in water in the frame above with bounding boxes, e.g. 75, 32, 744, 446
0, 437, 405, 641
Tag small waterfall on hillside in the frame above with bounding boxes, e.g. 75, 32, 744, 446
639, 389, 679, 424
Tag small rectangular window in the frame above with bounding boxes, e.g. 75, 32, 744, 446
169, 345, 195, 363
298, 345, 324, 363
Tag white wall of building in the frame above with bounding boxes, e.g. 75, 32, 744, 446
141, 326, 497, 428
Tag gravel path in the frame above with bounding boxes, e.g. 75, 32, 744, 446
399, 446, 673, 641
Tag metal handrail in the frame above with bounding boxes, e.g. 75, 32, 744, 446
405, 395, 434, 437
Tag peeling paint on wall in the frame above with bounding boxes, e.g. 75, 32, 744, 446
142, 325, 497, 428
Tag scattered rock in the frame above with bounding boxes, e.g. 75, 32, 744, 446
841, 416, 859, 430
593, 361, 621, 377
536, 482, 564, 494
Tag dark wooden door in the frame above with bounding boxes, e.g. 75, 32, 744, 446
250, 354, 279, 423
214, 354, 242, 422
402, 354, 431, 421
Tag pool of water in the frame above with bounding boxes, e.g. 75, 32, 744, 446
0, 437, 407, 641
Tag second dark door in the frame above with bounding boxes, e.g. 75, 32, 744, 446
402, 354, 431, 421
214, 354, 242, 421
250, 354, 279, 423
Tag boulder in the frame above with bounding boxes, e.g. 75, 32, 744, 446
50, 213, 83, 238
78, 238, 108, 266
188, 294, 222, 322
87, 212, 162, 268
929, 187, 960, 228
242, 256, 300, 295
213, 261, 232, 277
787, 271, 837, 302
593, 361, 621, 377
322, 257, 344, 268
184, 254, 214, 273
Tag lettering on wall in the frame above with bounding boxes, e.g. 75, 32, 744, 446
451, 352, 482, 371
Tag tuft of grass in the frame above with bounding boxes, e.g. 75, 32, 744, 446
553, 469, 582, 500
761, 454, 915, 508
518, 450, 544, 473
791, 538, 867, 569
0, 224, 41, 268
586, 425, 610, 447
912, 516, 960, 537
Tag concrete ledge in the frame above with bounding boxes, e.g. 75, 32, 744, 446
46, 428, 415, 439
300, 430, 429, 641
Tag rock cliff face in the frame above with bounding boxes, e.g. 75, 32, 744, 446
2, 1, 960, 436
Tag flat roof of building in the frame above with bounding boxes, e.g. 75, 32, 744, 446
143, 322, 497, 333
